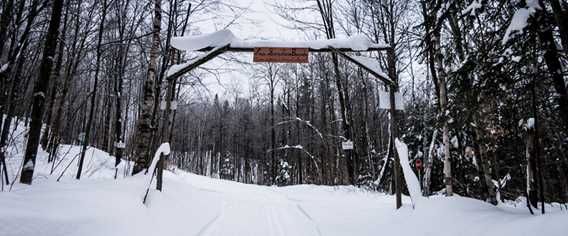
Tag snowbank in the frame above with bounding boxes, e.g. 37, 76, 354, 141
1, 118, 567, 236
1, 162, 567, 236
2, 117, 131, 186
395, 138, 424, 208
0, 146, 568, 236
1, 119, 566, 236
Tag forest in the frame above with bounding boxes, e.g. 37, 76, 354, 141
1, 0, 568, 230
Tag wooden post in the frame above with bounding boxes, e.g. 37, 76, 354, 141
389, 87, 401, 209
387, 48, 402, 209
156, 153, 164, 191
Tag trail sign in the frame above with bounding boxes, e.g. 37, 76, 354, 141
77, 132, 86, 144
253, 47, 309, 63
342, 141, 354, 150
378, 91, 404, 110
415, 159, 422, 169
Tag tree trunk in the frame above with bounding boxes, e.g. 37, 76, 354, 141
76, 0, 108, 180
526, 118, 538, 208
423, 129, 437, 196
536, 5, 568, 139
19, 0, 65, 184
549, 0, 568, 54
113, 49, 125, 174
472, 129, 497, 204
0, 0, 14, 58
433, 29, 453, 196
40, 2, 70, 152
132, 0, 161, 175
270, 75, 276, 184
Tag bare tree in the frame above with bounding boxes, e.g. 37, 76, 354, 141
20, 0, 66, 184
131, 0, 162, 175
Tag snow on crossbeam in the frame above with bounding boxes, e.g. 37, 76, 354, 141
350, 55, 389, 79
166, 45, 229, 80
329, 48, 394, 85
171, 29, 390, 52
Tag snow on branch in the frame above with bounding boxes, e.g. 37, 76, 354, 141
267, 145, 319, 171
0, 63, 8, 73
462, 0, 482, 16
276, 117, 327, 146
326, 134, 347, 141
374, 135, 392, 187
502, 0, 541, 45
373, 155, 389, 187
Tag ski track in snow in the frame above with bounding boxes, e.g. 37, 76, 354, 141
196, 201, 226, 236
0, 142, 567, 236
192, 183, 322, 236
296, 204, 323, 236
268, 188, 323, 236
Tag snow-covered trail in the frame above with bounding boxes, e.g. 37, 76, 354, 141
1, 169, 566, 236
1, 166, 567, 236
175, 173, 322, 236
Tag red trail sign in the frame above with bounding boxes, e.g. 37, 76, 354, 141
253, 47, 309, 63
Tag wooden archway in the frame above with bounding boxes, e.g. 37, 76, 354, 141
163, 35, 404, 209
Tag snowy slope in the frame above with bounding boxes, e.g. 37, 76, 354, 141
1, 155, 567, 236
4, 143, 131, 184
2, 116, 131, 186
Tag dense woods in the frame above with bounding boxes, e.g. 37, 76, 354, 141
1, 0, 568, 212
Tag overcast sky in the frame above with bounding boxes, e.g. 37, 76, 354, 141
182, 0, 306, 101
180, 0, 419, 104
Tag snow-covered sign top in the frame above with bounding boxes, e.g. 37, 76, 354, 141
171, 29, 387, 52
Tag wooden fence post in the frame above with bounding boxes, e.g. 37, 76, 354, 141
157, 153, 165, 191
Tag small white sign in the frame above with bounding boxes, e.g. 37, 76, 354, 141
342, 141, 354, 150
77, 132, 86, 142
378, 91, 404, 110
161, 100, 178, 110
114, 141, 126, 149
171, 100, 178, 110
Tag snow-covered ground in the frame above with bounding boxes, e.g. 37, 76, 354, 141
1, 143, 567, 236
0, 120, 566, 236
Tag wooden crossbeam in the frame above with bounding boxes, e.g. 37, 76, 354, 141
166, 44, 230, 81
328, 47, 394, 86
195, 45, 391, 53
166, 44, 394, 82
